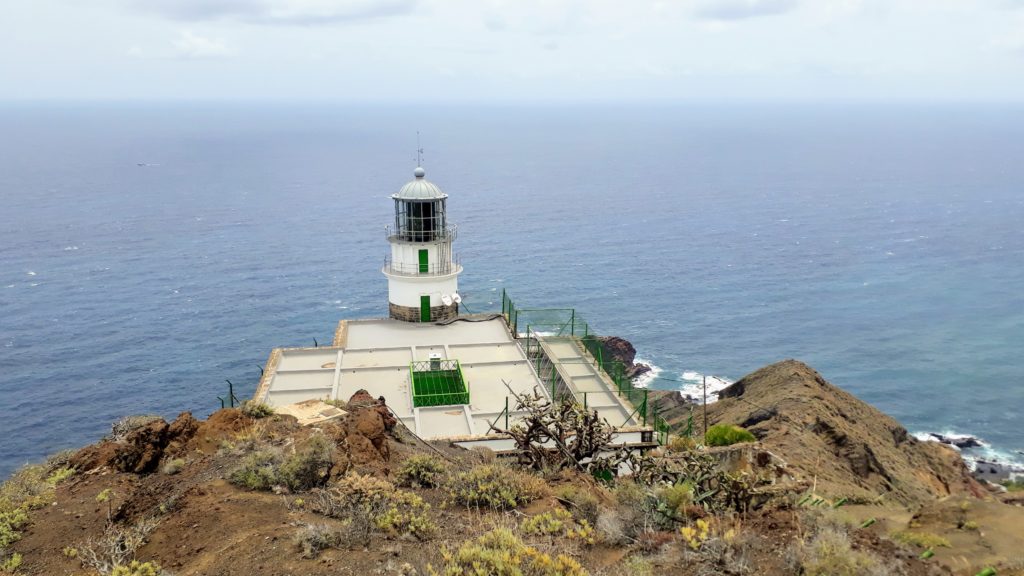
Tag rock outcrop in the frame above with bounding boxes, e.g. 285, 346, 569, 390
594, 336, 651, 380
654, 359, 982, 506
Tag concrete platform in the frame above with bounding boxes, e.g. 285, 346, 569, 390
256, 316, 552, 439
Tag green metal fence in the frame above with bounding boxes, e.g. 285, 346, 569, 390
410, 359, 469, 408
501, 289, 670, 444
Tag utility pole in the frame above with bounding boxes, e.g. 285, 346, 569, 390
702, 375, 708, 438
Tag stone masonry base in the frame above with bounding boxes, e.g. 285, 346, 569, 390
389, 301, 459, 323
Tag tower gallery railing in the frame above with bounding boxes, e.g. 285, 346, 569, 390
382, 255, 462, 276
385, 225, 458, 243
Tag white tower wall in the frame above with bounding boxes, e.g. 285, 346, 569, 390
383, 166, 462, 322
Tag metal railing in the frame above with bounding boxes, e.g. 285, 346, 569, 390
410, 359, 469, 408
383, 255, 462, 276
386, 225, 458, 243
501, 289, 671, 444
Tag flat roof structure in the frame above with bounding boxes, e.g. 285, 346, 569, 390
254, 315, 645, 441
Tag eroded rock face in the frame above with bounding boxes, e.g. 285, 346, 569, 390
70, 411, 202, 474
338, 389, 394, 464
656, 359, 982, 506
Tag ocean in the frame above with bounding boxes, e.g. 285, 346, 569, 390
1, 102, 1022, 480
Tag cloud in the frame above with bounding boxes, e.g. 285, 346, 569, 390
130, 0, 417, 26
173, 30, 233, 58
694, 0, 798, 21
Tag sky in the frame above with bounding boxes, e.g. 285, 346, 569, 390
2, 0, 1024, 102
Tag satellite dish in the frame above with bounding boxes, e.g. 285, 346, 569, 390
441, 294, 453, 306
452, 293, 462, 304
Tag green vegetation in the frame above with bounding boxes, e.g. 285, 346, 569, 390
446, 464, 549, 510
294, 524, 342, 559
312, 473, 435, 542
227, 434, 334, 492
1001, 478, 1024, 492
891, 530, 951, 549
161, 458, 185, 475
1, 459, 77, 571
397, 454, 447, 488
430, 528, 587, 576
0, 552, 22, 573
797, 528, 886, 576
240, 400, 275, 419
277, 435, 334, 491
704, 424, 756, 447
228, 449, 280, 490
110, 561, 163, 576
556, 485, 601, 525
666, 435, 697, 453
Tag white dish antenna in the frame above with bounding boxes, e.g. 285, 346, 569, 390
452, 292, 462, 304
441, 294, 453, 306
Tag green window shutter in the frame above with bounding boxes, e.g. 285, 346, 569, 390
418, 249, 429, 273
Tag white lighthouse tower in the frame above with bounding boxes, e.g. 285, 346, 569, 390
383, 166, 463, 322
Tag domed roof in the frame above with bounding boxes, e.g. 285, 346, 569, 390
393, 167, 447, 200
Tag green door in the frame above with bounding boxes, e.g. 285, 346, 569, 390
418, 249, 429, 273
420, 295, 431, 322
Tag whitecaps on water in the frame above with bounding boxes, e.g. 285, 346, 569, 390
631, 357, 662, 389
679, 371, 734, 404
913, 430, 1024, 475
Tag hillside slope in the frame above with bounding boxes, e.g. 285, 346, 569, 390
653, 360, 982, 507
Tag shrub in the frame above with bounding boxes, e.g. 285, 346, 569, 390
312, 473, 435, 542
46, 466, 75, 485
659, 481, 695, 517
0, 508, 28, 549
240, 400, 275, 419
797, 528, 887, 576
78, 518, 161, 575
617, 556, 652, 576
556, 485, 601, 525
1, 464, 52, 511
278, 435, 334, 492
704, 424, 756, 447
1001, 478, 1024, 492
397, 455, 447, 489
109, 416, 162, 442
0, 552, 22, 573
430, 528, 587, 576
110, 561, 162, 576
446, 464, 548, 510
228, 449, 280, 491
161, 459, 185, 475
294, 524, 342, 559
522, 509, 572, 537
666, 435, 697, 453
890, 530, 951, 549
522, 509, 595, 546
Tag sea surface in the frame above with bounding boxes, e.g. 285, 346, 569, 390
2, 102, 1022, 479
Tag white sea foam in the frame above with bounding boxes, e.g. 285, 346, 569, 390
913, 429, 1024, 474
679, 371, 733, 404
26, 271, 36, 276
631, 357, 662, 389
63, 245, 79, 251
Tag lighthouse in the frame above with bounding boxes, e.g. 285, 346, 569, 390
383, 166, 463, 322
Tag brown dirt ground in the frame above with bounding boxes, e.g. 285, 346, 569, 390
8, 371, 1019, 576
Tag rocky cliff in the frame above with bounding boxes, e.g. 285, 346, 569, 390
652, 359, 983, 507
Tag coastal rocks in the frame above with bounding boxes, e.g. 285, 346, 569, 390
929, 433, 984, 449
595, 336, 652, 380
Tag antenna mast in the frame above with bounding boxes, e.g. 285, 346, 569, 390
416, 131, 424, 167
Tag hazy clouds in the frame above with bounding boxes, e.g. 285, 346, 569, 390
2, 0, 1024, 101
